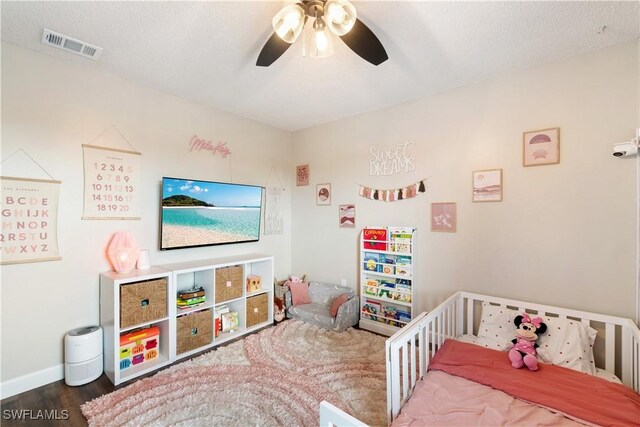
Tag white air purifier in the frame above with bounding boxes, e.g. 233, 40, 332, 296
64, 325, 103, 386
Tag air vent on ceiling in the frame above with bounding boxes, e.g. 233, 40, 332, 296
41, 29, 103, 60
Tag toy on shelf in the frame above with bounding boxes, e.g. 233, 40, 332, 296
221, 311, 239, 332
119, 326, 159, 370
246, 275, 262, 293
177, 286, 206, 309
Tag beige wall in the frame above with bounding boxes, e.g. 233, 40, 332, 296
0, 42, 293, 385
291, 41, 639, 320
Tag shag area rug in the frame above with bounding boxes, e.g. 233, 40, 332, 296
82, 320, 387, 426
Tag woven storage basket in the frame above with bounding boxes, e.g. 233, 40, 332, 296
176, 309, 213, 355
246, 293, 269, 327
215, 265, 244, 303
120, 278, 168, 328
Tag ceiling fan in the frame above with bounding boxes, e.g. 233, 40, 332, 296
257, 0, 388, 67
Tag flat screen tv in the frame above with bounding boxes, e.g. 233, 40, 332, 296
160, 177, 263, 250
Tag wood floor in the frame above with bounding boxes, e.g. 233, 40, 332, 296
1, 373, 116, 426
0, 325, 272, 426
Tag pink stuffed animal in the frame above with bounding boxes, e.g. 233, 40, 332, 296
508, 313, 547, 371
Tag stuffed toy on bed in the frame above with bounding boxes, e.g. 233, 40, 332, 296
508, 313, 547, 371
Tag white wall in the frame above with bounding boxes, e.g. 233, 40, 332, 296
291, 41, 639, 320
0, 42, 293, 389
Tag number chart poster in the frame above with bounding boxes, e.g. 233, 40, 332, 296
0, 177, 62, 265
82, 145, 141, 220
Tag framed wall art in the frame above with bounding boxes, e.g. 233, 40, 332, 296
472, 169, 502, 202
296, 164, 309, 186
523, 127, 560, 167
431, 202, 456, 232
339, 204, 355, 228
316, 183, 331, 206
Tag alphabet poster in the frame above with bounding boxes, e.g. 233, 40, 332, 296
82, 145, 141, 219
0, 177, 62, 265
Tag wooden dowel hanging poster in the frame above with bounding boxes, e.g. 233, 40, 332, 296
1, 177, 62, 265
82, 145, 141, 220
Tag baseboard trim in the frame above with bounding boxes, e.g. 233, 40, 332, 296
1, 364, 64, 400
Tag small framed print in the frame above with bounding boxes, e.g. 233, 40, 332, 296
339, 204, 355, 228
473, 169, 502, 202
431, 202, 456, 232
296, 164, 309, 186
523, 127, 560, 167
316, 183, 331, 206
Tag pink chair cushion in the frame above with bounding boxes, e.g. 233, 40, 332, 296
288, 281, 311, 306
330, 293, 350, 317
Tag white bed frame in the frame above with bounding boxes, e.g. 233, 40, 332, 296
320, 291, 640, 427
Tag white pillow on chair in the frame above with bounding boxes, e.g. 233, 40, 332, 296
477, 302, 597, 375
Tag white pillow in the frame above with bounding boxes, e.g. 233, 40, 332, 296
477, 302, 597, 375
456, 334, 508, 351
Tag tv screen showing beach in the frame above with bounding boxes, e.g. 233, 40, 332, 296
160, 178, 263, 250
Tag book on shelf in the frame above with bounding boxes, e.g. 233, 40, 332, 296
363, 253, 380, 272
382, 305, 398, 326
397, 310, 411, 323
395, 279, 411, 292
378, 288, 393, 300
214, 305, 229, 335
366, 279, 379, 287
363, 286, 378, 297
389, 227, 414, 253
393, 292, 412, 303
362, 299, 381, 320
363, 227, 388, 251
382, 257, 395, 275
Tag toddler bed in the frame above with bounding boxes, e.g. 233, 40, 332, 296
320, 291, 640, 426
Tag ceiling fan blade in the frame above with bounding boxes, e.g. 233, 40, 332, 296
339, 18, 388, 66
256, 32, 291, 67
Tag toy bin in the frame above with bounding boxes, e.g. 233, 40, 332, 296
215, 265, 243, 303
119, 326, 160, 370
120, 278, 168, 328
246, 293, 269, 327
177, 309, 213, 355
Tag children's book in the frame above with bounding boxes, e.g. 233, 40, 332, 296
378, 288, 393, 299
395, 279, 411, 292
366, 279, 379, 287
364, 253, 380, 272
397, 310, 411, 323
382, 305, 398, 326
363, 227, 388, 251
389, 227, 413, 253
363, 285, 378, 297
362, 299, 381, 320
393, 292, 412, 303
395, 256, 412, 278
382, 258, 395, 275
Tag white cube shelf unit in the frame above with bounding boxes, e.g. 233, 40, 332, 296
100, 267, 172, 385
359, 227, 417, 336
100, 254, 274, 385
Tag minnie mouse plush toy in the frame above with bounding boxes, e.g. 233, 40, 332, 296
508, 313, 547, 371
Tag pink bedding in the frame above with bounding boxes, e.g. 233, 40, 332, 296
392, 370, 588, 427
393, 339, 640, 427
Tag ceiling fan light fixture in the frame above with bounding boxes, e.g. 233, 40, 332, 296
324, 0, 357, 36
272, 4, 305, 43
303, 17, 334, 58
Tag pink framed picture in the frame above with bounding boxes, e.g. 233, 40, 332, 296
316, 183, 331, 206
473, 169, 503, 202
431, 202, 456, 232
523, 127, 560, 167
339, 204, 355, 228
296, 164, 309, 186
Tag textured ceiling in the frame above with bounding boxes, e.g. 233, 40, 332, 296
1, 1, 638, 131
